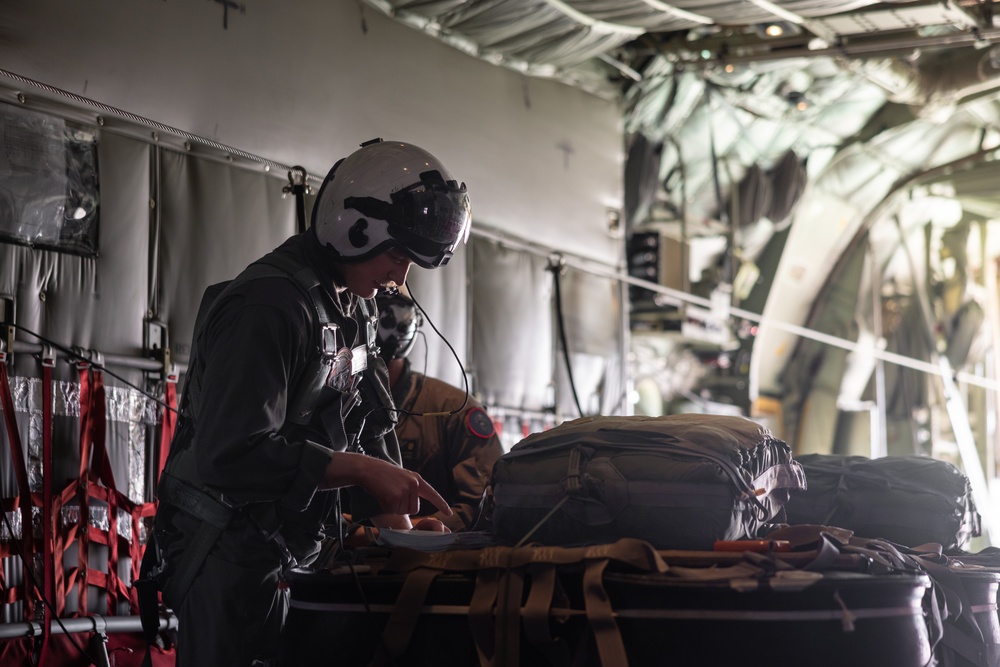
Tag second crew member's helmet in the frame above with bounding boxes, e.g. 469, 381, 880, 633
313, 139, 472, 269
375, 291, 421, 361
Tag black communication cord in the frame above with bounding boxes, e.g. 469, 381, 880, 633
390, 287, 470, 418
0, 321, 178, 416
547, 256, 586, 418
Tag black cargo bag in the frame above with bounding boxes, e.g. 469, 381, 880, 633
785, 454, 981, 550
489, 414, 806, 550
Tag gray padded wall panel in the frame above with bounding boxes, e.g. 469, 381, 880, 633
157, 149, 297, 363
91, 132, 153, 363
1, 129, 156, 518
471, 237, 553, 412
553, 267, 622, 418
0, 0, 623, 266
0, 131, 149, 369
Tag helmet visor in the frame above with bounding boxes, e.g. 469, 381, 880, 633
388, 176, 471, 268
342, 173, 472, 268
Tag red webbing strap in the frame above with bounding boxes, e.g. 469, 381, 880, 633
52, 478, 80, 617
158, 381, 176, 483
128, 500, 158, 614
126, 378, 176, 613
86, 368, 127, 615
89, 368, 117, 489
76, 362, 93, 615
0, 361, 35, 619
38, 360, 56, 665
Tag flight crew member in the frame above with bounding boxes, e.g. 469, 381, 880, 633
375, 291, 503, 532
148, 139, 472, 666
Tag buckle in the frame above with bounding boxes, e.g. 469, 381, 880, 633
40, 344, 56, 368
320, 323, 339, 357
72, 346, 90, 370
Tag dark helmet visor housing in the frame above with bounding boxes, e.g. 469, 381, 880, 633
346, 170, 471, 269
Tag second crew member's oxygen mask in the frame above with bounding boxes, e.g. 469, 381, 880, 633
375, 288, 470, 417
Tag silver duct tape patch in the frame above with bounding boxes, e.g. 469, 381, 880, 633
6, 375, 161, 501
0, 509, 23, 541
9, 376, 160, 423
1, 504, 145, 544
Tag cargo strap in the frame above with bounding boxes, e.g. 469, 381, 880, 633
369, 538, 669, 667
365, 538, 823, 666
0, 360, 36, 617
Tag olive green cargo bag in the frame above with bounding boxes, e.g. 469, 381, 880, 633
786, 454, 981, 550
490, 414, 806, 550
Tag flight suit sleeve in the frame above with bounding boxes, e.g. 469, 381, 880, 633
437, 404, 503, 531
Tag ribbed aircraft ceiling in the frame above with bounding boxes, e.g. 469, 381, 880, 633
364, 0, 1000, 233
367, 0, 1000, 420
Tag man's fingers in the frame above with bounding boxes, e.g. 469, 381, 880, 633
416, 478, 453, 515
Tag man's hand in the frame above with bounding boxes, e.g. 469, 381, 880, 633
368, 514, 450, 533
412, 517, 450, 533
324, 451, 453, 517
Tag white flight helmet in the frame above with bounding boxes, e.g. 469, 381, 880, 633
312, 139, 471, 269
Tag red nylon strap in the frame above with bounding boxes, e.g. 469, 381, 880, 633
38, 363, 56, 665
158, 381, 176, 483
52, 479, 78, 617
89, 369, 117, 490
76, 363, 92, 615
88, 369, 125, 614
123, 378, 177, 613
0, 362, 34, 619
128, 500, 158, 613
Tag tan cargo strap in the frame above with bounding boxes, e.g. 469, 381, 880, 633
469, 568, 501, 664
521, 564, 572, 666
363, 536, 849, 666
366, 566, 441, 666
582, 556, 623, 666
369, 538, 669, 666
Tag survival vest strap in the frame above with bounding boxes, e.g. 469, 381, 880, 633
138, 253, 380, 666
175, 254, 378, 433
